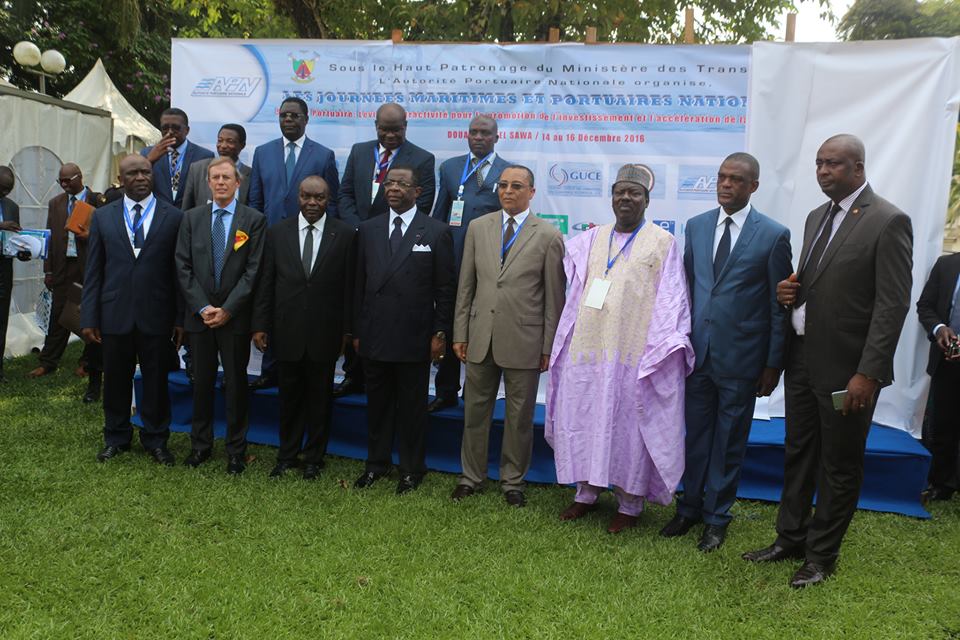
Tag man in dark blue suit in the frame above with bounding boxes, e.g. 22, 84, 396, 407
333, 102, 436, 398
140, 108, 214, 210
429, 114, 509, 411
352, 166, 455, 494
660, 152, 792, 551
82, 155, 185, 465
248, 96, 340, 227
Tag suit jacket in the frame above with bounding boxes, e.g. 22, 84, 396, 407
454, 211, 565, 369
252, 215, 355, 363
792, 184, 913, 390
431, 153, 510, 268
1, 197, 22, 264
180, 158, 252, 211
353, 211, 454, 362
81, 198, 184, 335
175, 202, 266, 334
43, 189, 104, 288
916, 252, 960, 376
337, 140, 435, 227
140, 140, 215, 210
248, 137, 340, 226
684, 206, 793, 379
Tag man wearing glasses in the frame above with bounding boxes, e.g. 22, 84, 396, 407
141, 108, 214, 210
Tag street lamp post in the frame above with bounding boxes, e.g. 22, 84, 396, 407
12, 41, 66, 94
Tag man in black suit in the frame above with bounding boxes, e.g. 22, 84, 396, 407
743, 134, 913, 588
176, 157, 266, 475
0, 166, 31, 383
352, 166, 454, 494
81, 155, 185, 465
252, 176, 355, 479
141, 108, 215, 210
917, 252, 960, 502
334, 103, 437, 398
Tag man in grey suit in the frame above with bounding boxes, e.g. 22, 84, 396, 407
181, 124, 251, 210
175, 157, 266, 475
451, 165, 565, 507
743, 134, 913, 588
660, 153, 792, 552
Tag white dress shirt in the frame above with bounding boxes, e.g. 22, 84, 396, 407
388, 205, 418, 240
298, 212, 326, 272
122, 193, 157, 248
713, 203, 751, 258
469, 151, 497, 184
502, 208, 530, 232
285, 134, 306, 165
791, 181, 870, 335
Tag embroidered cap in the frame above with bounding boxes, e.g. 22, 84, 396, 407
613, 164, 655, 193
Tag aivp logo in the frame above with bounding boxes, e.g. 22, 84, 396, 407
191, 77, 262, 98
677, 165, 718, 201
548, 163, 602, 197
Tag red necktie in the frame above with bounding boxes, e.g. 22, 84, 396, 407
376, 149, 392, 183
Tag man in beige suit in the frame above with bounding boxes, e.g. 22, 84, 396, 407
450, 165, 565, 507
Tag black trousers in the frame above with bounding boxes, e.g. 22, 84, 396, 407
433, 339, 461, 399
775, 338, 874, 566
342, 340, 365, 385
0, 259, 11, 373
189, 328, 251, 456
38, 282, 102, 372
101, 330, 172, 450
277, 357, 335, 464
363, 359, 430, 477
928, 360, 960, 489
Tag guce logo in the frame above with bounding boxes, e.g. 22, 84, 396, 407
548, 163, 603, 197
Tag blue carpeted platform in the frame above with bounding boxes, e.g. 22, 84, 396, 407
137, 371, 932, 518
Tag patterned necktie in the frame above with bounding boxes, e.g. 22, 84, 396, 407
132, 204, 144, 248
68, 195, 77, 215
796, 202, 842, 306
285, 142, 297, 186
476, 159, 489, 188
502, 217, 516, 264
376, 149, 392, 184
212, 209, 226, 288
170, 148, 181, 194
302, 224, 315, 276
390, 216, 403, 255
713, 217, 732, 279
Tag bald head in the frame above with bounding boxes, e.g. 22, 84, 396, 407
59, 163, 84, 195
816, 134, 866, 201
376, 103, 407, 151
822, 134, 866, 164
298, 175, 329, 223
119, 154, 153, 201
468, 114, 499, 158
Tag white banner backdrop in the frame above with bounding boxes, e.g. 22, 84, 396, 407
747, 38, 960, 435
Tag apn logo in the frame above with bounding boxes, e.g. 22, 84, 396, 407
191, 77, 262, 98
548, 163, 603, 197
289, 51, 320, 83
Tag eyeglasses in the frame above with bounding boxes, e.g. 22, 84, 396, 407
497, 181, 530, 191
279, 111, 306, 120
383, 179, 414, 188
58, 173, 81, 184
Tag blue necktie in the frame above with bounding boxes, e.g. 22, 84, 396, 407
285, 142, 297, 187
212, 209, 226, 288
713, 217, 732, 279
132, 204, 145, 248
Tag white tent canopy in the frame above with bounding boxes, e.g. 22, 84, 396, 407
64, 58, 160, 154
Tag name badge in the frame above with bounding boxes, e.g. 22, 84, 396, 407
450, 200, 464, 227
584, 278, 611, 310
371, 181, 380, 204
66, 231, 78, 258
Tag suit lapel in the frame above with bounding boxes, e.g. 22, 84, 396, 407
139, 200, 166, 255
310, 218, 338, 278
797, 202, 831, 273
291, 139, 315, 192
383, 213, 425, 280
489, 211, 503, 272
501, 214, 537, 274
701, 210, 720, 288
219, 206, 242, 275
715, 207, 760, 286
805, 191, 871, 290
284, 217, 305, 278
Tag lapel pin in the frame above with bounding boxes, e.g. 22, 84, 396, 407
852, 208, 860, 215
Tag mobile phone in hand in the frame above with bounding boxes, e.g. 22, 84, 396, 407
831, 390, 848, 411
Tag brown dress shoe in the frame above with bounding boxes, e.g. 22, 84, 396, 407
27, 366, 52, 378
560, 502, 597, 521
451, 484, 476, 501
607, 512, 638, 533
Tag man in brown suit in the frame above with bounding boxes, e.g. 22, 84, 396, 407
29, 163, 105, 402
450, 165, 565, 507
742, 134, 913, 588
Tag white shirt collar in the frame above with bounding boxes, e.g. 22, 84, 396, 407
472, 151, 497, 164
717, 203, 751, 229
390, 205, 418, 226
298, 212, 326, 232
123, 193, 155, 211
503, 208, 530, 228
285, 134, 306, 149
836, 181, 869, 214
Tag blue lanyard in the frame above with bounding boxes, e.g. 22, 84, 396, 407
373, 146, 396, 183
606, 222, 644, 276
501, 214, 528, 262
123, 199, 156, 238
458, 153, 494, 198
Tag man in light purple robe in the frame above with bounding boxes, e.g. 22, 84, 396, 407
545, 164, 694, 533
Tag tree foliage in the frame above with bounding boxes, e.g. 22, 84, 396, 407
838, 0, 960, 40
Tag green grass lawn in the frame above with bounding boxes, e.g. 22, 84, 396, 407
1, 343, 959, 639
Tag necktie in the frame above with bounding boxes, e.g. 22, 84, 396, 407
212, 209, 226, 288
476, 159, 489, 188
713, 217, 733, 280
502, 217, 516, 263
376, 148, 392, 184
302, 224, 315, 276
796, 202, 842, 306
285, 142, 297, 186
170, 148, 181, 194
68, 195, 77, 215
949, 282, 960, 334
132, 204, 144, 248
390, 216, 404, 255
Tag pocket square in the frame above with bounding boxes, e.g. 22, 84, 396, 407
412, 244, 432, 253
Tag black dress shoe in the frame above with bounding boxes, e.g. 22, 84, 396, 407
659, 513, 701, 538
396, 474, 422, 495
248, 375, 277, 391
921, 485, 955, 503
184, 449, 212, 468
270, 461, 294, 477
789, 560, 834, 589
226, 455, 246, 475
96, 444, 130, 462
303, 462, 324, 480
333, 378, 364, 398
83, 372, 102, 404
697, 524, 728, 552
353, 470, 383, 489
504, 490, 526, 507
742, 543, 805, 563
451, 484, 476, 501
148, 447, 175, 466
427, 396, 458, 413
